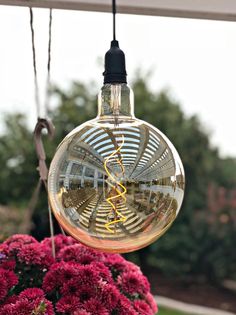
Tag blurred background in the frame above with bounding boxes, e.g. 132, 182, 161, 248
1, 5, 236, 314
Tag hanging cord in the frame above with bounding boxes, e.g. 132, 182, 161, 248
29, 8, 65, 258
29, 8, 41, 117
29, 8, 53, 118
45, 8, 52, 114
33, 118, 56, 258
112, 0, 116, 41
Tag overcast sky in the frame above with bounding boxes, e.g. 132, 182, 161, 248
1, 5, 236, 157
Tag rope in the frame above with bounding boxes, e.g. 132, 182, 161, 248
29, 8, 53, 118
29, 7, 57, 258
29, 7, 41, 118
45, 9, 52, 115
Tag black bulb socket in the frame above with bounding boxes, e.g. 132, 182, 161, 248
103, 40, 127, 84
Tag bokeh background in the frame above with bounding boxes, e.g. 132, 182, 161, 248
1, 6, 236, 314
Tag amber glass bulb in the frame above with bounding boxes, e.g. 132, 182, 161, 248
48, 83, 185, 253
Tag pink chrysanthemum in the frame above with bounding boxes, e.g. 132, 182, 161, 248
17, 243, 54, 268
56, 295, 81, 314
90, 261, 113, 283
124, 261, 142, 274
19, 288, 45, 301
60, 265, 100, 297
104, 253, 125, 267
83, 297, 109, 315
61, 280, 96, 300
0, 277, 8, 302
73, 311, 90, 315
99, 283, 120, 309
0, 234, 157, 315
42, 262, 79, 292
41, 234, 77, 255
5, 234, 38, 255
0, 303, 15, 315
133, 300, 153, 315
0, 268, 18, 294
0, 260, 16, 270
5, 234, 37, 245
2, 295, 18, 305
114, 295, 137, 315
12, 298, 34, 315
0, 244, 9, 256
118, 271, 150, 296
1, 296, 55, 315
58, 244, 104, 265
104, 254, 132, 278
145, 292, 158, 313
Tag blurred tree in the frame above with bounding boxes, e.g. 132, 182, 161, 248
0, 76, 236, 283
0, 113, 37, 205
132, 77, 236, 283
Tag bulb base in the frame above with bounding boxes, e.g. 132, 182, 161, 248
103, 40, 127, 84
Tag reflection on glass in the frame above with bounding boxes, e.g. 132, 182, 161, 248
48, 84, 185, 253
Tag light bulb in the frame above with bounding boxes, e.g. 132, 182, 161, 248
48, 41, 185, 253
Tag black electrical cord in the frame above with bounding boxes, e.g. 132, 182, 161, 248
112, 0, 116, 41
103, 0, 127, 84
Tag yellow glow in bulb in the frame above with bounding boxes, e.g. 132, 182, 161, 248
104, 135, 127, 233
48, 83, 185, 253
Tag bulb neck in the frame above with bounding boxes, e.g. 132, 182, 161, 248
97, 83, 134, 119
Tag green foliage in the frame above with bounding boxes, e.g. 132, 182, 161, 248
0, 75, 236, 283
0, 114, 37, 205
131, 77, 236, 283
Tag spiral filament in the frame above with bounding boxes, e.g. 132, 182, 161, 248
104, 135, 127, 233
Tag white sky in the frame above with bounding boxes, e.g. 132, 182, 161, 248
0, 5, 236, 157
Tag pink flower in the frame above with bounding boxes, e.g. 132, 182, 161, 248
104, 254, 136, 279
17, 243, 54, 268
58, 244, 104, 265
0, 234, 157, 315
124, 261, 142, 274
104, 253, 125, 269
42, 262, 78, 292
100, 283, 120, 309
0, 268, 18, 297
0, 260, 16, 270
60, 265, 100, 297
145, 292, 158, 313
83, 297, 109, 315
41, 234, 77, 255
5, 234, 37, 245
0, 244, 16, 271
2, 295, 18, 305
1, 295, 55, 315
0, 303, 15, 315
5, 234, 38, 255
73, 311, 90, 315
90, 261, 113, 283
0, 244, 9, 256
114, 295, 137, 315
0, 277, 8, 301
56, 295, 81, 313
133, 300, 153, 315
11, 298, 33, 315
61, 280, 96, 300
19, 288, 45, 301
118, 271, 150, 296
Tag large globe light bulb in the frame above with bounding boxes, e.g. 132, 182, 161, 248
48, 41, 185, 253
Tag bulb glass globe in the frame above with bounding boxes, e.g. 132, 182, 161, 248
48, 83, 185, 253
